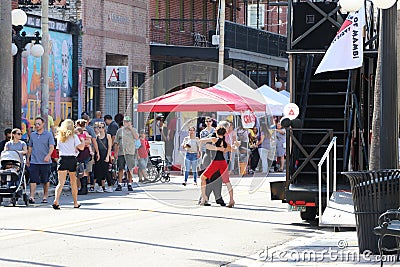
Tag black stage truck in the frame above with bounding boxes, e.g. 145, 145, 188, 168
270, 1, 379, 221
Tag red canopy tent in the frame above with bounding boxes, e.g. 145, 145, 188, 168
137, 86, 265, 112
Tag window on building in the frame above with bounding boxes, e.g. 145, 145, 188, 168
85, 68, 100, 118
247, 4, 265, 29
133, 72, 146, 130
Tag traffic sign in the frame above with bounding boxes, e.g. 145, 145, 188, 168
283, 103, 299, 120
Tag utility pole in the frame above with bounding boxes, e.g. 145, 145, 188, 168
41, 0, 49, 130
218, 0, 225, 83
0, 0, 14, 132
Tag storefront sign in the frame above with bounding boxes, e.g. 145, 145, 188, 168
26, 15, 70, 33
106, 66, 129, 88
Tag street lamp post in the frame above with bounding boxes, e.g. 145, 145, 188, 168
11, 9, 44, 128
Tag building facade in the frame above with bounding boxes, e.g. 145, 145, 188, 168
149, 0, 288, 97
81, 0, 150, 119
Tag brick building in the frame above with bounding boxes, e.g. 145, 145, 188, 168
81, 0, 150, 119
149, 0, 288, 95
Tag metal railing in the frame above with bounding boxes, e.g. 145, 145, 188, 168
151, 19, 287, 57
318, 136, 337, 224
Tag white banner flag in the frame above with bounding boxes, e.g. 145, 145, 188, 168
315, 8, 365, 75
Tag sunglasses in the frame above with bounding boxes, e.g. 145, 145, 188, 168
206, 120, 212, 122
34, 123, 42, 126
189, 129, 195, 131
14, 133, 22, 135
98, 126, 105, 129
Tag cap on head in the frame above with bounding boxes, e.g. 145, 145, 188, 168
123, 116, 132, 121
156, 113, 164, 118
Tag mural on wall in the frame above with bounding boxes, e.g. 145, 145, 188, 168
22, 26, 72, 126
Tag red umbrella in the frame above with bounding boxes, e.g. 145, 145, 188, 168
137, 86, 265, 112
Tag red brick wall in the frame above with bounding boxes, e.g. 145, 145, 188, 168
236, 2, 287, 35
81, 0, 150, 113
150, 0, 239, 21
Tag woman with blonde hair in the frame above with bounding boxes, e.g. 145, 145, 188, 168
52, 119, 85, 209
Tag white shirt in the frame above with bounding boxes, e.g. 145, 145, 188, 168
57, 134, 81, 156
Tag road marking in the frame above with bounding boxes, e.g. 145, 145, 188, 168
0, 208, 150, 241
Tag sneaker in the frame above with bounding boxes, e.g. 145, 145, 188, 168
182, 182, 187, 186
127, 184, 133, 191
105, 187, 113, 193
193, 182, 197, 186
96, 187, 104, 193
88, 187, 95, 193
115, 184, 122, 191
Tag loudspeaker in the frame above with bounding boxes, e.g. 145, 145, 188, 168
292, 2, 339, 50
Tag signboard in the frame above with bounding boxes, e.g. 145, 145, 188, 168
106, 66, 129, 88
241, 110, 256, 128
283, 103, 300, 120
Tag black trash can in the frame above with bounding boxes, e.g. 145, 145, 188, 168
342, 170, 400, 254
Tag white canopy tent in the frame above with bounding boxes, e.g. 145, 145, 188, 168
280, 90, 290, 98
215, 74, 286, 116
256, 85, 290, 116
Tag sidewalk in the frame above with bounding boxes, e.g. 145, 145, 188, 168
228, 230, 398, 266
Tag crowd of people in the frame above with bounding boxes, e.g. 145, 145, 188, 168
0, 111, 148, 209
0, 110, 286, 209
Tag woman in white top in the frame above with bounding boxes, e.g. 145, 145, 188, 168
53, 119, 85, 210
181, 126, 200, 186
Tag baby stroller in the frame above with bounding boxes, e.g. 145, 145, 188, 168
0, 150, 28, 206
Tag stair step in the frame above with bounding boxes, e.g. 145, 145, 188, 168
310, 78, 348, 83
302, 144, 345, 148
304, 118, 345, 121
307, 105, 346, 109
306, 92, 347, 96
299, 157, 344, 161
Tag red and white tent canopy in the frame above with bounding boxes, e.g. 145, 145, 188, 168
137, 86, 265, 112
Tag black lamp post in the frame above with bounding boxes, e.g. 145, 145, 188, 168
12, 28, 42, 128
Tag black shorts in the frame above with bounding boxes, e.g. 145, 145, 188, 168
58, 156, 77, 172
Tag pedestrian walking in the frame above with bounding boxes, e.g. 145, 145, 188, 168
114, 116, 139, 191
93, 121, 113, 192
0, 128, 12, 152
90, 111, 104, 126
4, 128, 27, 155
137, 130, 150, 183
52, 119, 85, 209
77, 116, 100, 192
248, 126, 260, 174
275, 122, 286, 172
26, 117, 55, 204
104, 114, 119, 144
75, 126, 93, 195
181, 126, 200, 186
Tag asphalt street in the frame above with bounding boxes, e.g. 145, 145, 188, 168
0, 173, 326, 267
